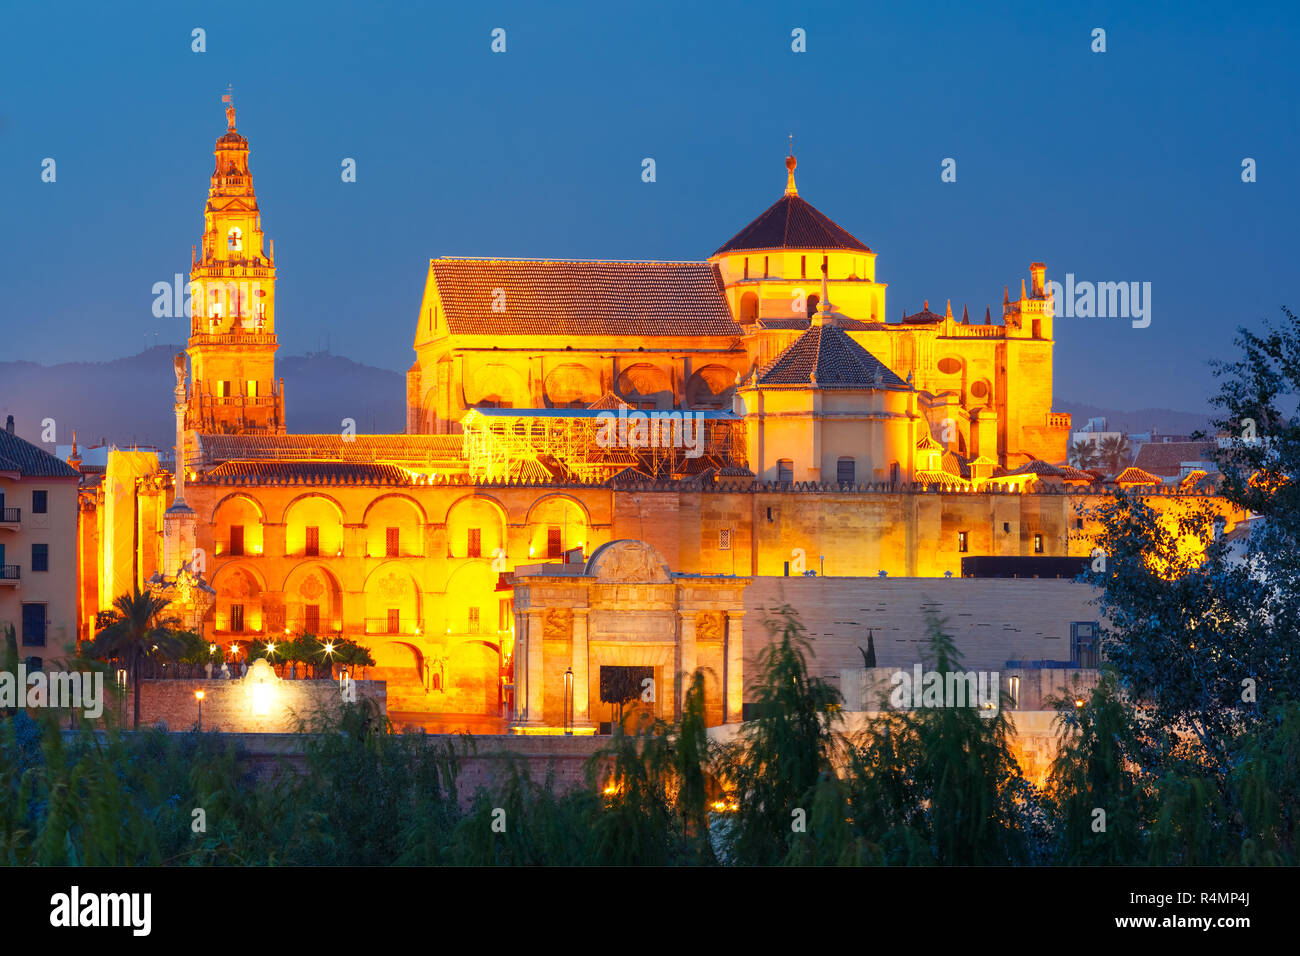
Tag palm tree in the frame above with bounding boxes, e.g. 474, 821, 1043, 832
1069, 439, 1098, 470
1097, 434, 1134, 475
88, 586, 184, 729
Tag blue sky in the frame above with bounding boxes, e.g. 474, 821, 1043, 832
3, 0, 1297, 411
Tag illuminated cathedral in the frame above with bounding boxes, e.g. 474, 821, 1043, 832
75, 99, 1162, 733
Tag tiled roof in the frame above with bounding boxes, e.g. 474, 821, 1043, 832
1115, 466, 1162, 485
713, 194, 871, 256
196, 462, 413, 485
1133, 441, 1216, 478
900, 305, 948, 325
753, 324, 907, 389
755, 316, 888, 332
196, 434, 464, 467
428, 259, 741, 337
1011, 460, 1096, 482
0, 429, 80, 478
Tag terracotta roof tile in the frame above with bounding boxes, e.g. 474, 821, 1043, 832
0, 429, 80, 478
1116, 466, 1162, 485
1133, 441, 1216, 477
713, 194, 871, 256
428, 259, 741, 337
197, 461, 413, 485
754, 324, 907, 389
196, 434, 463, 467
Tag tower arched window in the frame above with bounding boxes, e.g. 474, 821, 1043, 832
227, 227, 242, 251
806, 294, 819, 318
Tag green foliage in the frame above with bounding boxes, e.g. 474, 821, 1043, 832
845, 614, 1035, 865
85, 587, 184, 729
1043, 671, 1148, 864
717, 605, 842, 865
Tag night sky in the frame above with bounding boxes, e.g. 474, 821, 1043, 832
3, 0, 1297, 412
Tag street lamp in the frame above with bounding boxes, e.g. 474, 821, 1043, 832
564, 666, 574, 735
195, 689, 205, 730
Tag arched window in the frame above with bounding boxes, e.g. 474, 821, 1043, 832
739, 292, 759, 323
806, 294, 819, 318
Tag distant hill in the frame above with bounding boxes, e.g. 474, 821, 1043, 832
0, 347, 1213, 450
1056, 400, 1212, 438
0, 346, 406, 448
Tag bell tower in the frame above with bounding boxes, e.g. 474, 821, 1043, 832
185, 92, 285, 435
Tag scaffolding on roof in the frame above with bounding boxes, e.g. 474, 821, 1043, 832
461, 407, 747, 483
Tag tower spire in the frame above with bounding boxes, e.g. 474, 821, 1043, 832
223, 86, 236, 131
785, 135, 798, 196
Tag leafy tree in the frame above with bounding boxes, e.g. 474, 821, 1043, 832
1044, 671, 1148, 864
86, 587, 184, 729
847, 614, 1033, 864
717, 605, 841, 865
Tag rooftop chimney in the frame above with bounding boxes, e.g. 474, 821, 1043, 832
4, 415, 13, 435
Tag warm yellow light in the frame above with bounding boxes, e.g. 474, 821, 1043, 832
324, 642, 335, 656
209, 643, 217, 654
1074, 698, 1085, 708
251, 681, 272, 716
194, 690, 205, 701
266, 641, 277, 655
230, 643, 240, 656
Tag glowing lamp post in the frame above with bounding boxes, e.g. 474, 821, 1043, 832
564, 666, 574, 735
195, 689, 205, 730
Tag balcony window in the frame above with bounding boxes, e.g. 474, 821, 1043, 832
547, 526, 562, 559
303, 605, 321, 635
304, 526, 320, 557
386, 527, 400, 558
467, 528, 482, 558
230, 604, 245, 633
468, 607, 481, 634
230, 525, 244, 556
387, 608, 400, 634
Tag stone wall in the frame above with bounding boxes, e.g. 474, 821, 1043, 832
744, 575, 1099, 685
135, 677, 385, 733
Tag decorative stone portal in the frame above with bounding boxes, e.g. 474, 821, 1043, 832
509, 539, 749, 734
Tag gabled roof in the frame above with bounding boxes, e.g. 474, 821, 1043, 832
1115, 466, 1162, 485
1010, 460, 1096, 482
427, 259, 741, 337
752, 324, 907, 389
712, 194, 871, 257
1133, 441, 1217, 478
0, 429, 80, 478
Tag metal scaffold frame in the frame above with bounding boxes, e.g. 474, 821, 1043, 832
461, 408, 746, 482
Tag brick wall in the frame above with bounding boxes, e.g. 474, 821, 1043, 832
135, 677, 386, 733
